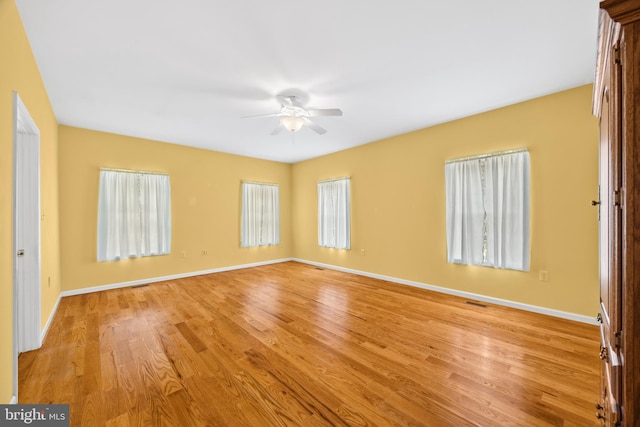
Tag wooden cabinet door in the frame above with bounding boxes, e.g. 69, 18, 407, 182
597, 41, 622, 426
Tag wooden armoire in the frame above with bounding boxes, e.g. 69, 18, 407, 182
593, 0, 640, 425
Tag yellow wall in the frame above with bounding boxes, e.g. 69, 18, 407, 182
0, 0, 61, 403
292, 85, 599, 316
58, 126, 292, 291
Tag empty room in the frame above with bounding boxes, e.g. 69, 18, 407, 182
2, 0, 638, 425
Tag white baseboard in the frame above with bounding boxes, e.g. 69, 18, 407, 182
60, 258, 293, 298
41, 293, 62, 344
292, 258, 598, 325
9, 395, 17, 404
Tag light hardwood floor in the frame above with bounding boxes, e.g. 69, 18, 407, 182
19, 261, 600, 426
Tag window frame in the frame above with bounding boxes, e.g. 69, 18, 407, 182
445, 150, 530, 271
318, 177, 351, 250
241, 181, 280, 247
97, 169, 172, 261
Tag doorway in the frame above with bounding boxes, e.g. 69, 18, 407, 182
12, 92, 42, 403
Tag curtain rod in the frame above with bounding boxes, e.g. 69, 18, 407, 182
318, 176, 351, 183
242, 180, 279, 186
445, 148, 528, 164
99, 167, 169, 176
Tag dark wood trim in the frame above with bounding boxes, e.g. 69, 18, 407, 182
597, 1, 640, 424
602, 0, 640, 25
620, 18, 640, 426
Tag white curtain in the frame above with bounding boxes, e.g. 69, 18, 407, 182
445, 159, 485, 266
484, 152, 530, 270
445, 151, 529, 271
241, 182, 280, 247
318, 178, 350, 249
97, 170, 171, 261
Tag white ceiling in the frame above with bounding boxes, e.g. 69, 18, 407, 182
16, 0, 600, 164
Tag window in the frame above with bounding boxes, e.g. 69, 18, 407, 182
318, 178, 351, 249
97, 170, 171, 261
445, 150, 530, 271
241, 182, 280, 247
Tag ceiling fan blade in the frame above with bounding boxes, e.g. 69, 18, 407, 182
303, 118, 327, 135
307, 108, 343, 117
242, 112, 281, 119
270, 124, 284, 135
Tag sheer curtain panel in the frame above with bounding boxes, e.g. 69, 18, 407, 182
445, 159, 485, 266
241, 182, 280, 247
97, 170, 171, 261
445, 150, 529, 271
318, 178, 351, 249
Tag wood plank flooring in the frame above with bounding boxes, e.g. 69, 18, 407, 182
19, 261, 600, 426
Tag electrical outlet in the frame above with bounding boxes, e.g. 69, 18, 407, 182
202, 249, 208, 255
48, 276, 51, 288
181, 251, 187, 258
539, 270, 549, 282
360, 249, 366, 256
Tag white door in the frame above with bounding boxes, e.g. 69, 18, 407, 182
12, 92, 42, 402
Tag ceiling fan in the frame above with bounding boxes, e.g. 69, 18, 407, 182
244, 95, 342, 135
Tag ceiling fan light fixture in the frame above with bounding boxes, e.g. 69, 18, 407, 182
280, 116, 305, 132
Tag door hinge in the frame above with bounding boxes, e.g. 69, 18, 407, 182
614, 331, 622, 348
614, 45, 621, 65
613, 190, 622, 207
